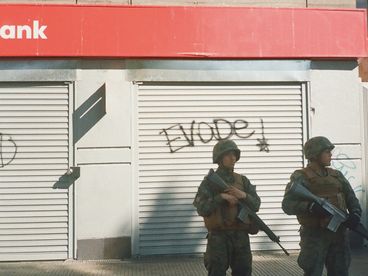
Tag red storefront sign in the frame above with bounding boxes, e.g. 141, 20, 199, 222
0, 4, 366, 59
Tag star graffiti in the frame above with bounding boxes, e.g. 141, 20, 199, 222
256, 119, 270, 153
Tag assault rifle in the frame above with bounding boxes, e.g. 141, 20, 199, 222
289, 179, 368, 240
206, 169, 290, 256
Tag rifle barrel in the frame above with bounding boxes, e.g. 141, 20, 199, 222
277, 241, 290, 256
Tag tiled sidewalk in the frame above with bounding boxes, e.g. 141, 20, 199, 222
0, 249, 367, 276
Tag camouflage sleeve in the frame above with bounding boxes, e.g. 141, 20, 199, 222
193, 178, 223, 217
282, 170, 311, 215
336, 171, 362, 216
242, 176, 261, 212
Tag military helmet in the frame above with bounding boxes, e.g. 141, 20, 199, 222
303, 136, 334, 160
212, 139, 240, 164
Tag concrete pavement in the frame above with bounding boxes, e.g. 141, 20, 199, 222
0, 248, 367, 275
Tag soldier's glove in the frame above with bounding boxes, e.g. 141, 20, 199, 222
345, 213, 360, 229
308, 202, 331, 217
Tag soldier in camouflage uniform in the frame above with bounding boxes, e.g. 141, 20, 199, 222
282, 136, 362, 276
193, 139, 261, 276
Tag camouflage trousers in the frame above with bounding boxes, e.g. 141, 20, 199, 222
204, 230, 252, 276
297, 226, 351, 276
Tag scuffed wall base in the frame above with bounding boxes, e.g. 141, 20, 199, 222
77, 237, 131, 259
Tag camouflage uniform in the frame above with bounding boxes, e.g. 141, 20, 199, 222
193, 140, 261, 276
282, 137, 362, 276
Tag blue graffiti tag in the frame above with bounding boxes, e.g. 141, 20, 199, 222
332, 151, 361, 193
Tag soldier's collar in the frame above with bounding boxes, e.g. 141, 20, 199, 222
216, 166, 234, 176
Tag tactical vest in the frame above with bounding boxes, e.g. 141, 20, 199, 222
204, 173, 257, 233
297, 167, 347, 228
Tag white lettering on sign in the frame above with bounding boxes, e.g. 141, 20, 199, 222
0, 20, 47, 40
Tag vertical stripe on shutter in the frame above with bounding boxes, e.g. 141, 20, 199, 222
137, 84, 304, 255
0, 84, 70, 261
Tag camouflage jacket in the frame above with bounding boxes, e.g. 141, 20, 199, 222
193, 167, 261, 217
282, 163, 362, 217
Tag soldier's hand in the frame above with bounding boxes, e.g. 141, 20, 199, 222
308, 202, 331, 217
220, 193, 238, 205
225, 186, 247, 200
345, 213, 360, 229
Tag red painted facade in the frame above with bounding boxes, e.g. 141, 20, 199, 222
0, 4, 366, 59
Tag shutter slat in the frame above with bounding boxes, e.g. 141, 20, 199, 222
0, 234, 68, 241
0, 240, 68, 246
0, 252, 67, 261
0, 217, 68, 223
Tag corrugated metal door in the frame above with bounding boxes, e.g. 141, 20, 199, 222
135, 84, 305, 255
0, 83, 72, 261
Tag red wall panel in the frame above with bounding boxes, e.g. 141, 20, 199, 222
0, 4, 366, 58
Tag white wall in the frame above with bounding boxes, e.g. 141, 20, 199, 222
74, 63, 133, 240
71, 59, 366, 251
310, 61, 366, 218
0, 59, 364, 257
310, 61, 361, 143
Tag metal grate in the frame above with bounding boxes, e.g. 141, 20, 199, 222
136, 84, 305, 255
0, 84, 70, 261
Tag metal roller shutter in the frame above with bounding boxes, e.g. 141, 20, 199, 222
0, 83, 71, 261
136, 84, 306, 255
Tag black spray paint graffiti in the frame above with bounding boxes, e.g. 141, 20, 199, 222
256, 119, 270, 153
159, 118, 269, 153
0, 133, 17, 168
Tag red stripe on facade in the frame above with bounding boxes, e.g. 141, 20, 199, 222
0, 5, 366, 59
